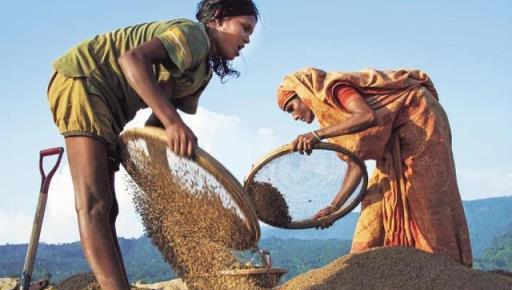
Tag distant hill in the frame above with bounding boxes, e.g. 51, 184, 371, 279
464, 196, 512, 256
262, 195, 512, 257
261, 212, 358, 240
0, 237, 174, 283
0, 237, 351, 284
0, 237, 175, 283
0, 242, 91, 280
475, 223, 512, 270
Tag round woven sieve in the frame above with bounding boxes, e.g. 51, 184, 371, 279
244, 142, 368, 229
119, 126, 260, 248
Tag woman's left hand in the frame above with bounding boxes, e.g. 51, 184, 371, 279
291, 132, 320, 155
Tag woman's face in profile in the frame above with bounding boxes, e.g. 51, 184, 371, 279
285, 97, 315, 124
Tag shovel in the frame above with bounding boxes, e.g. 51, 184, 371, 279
19, 147, 64, 290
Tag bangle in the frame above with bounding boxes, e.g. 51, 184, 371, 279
311, 130, 322, 142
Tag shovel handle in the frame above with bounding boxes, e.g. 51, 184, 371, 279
39, 147, 64, 194
20, 147, 64, 290
40, 147, 63, 157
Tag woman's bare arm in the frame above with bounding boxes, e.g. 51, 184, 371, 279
312, 160, 363, 228
118, 39, 196, 157
293, 91, 377, 155
316, 93, 376, 139
332, 160, 363, 208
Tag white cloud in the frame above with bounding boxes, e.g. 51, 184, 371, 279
0, 212, 33, 244
257, 128, 273, 137
0, 165, 144, 245
40, 164, 79, 243
0, 166, 81, 245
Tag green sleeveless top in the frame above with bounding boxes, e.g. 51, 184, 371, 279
53, 18, 212, 130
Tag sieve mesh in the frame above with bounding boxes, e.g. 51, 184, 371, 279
245, 143, 368, 229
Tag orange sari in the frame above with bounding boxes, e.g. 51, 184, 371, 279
278, 67, 472, 266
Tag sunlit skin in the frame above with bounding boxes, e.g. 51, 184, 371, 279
119, 15, 257, 158
284, 97, 316, 124
207, 15, 257, 60
284, 93, 376, 229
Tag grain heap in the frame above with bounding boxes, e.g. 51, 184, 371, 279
247, 181, 291, 227
122, 132, 267, 290
279, 246, 512, 290
133, 278, 188, 290
54, 272, 99, 290
54, 272, 149, 290
0, 278, 19, 290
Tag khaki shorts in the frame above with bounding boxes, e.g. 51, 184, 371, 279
47, 72, 119, 149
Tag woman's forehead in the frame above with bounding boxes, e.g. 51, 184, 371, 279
284, 97, 300, 111
227, 15, 257, 25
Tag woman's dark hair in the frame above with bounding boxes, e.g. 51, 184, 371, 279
196, 0, 259, 81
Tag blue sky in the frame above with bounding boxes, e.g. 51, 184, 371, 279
0, 1, 511, 244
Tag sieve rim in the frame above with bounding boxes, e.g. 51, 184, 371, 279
244, 142, 368, 229
119, 126, 261, 244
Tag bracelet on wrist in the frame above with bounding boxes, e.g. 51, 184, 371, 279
311, 130, 322, 142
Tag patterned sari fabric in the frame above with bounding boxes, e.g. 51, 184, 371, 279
278, 67, 472, 266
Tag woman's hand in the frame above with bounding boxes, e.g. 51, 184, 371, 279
291, 131, 321, 155
312, 205, 336, 220
165, 120, 197, 158
312, 205, 337, 229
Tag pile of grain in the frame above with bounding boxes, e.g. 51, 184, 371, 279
54, 272, 99, 290
122, 135, 266, 290
0, 278, 19, 290
247, 181, 291, 227
54, 272, 149, 290
134, 278, 188, 290
490, 269, 512, 279
279, 247, 512, 290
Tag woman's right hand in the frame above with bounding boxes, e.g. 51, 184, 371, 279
165, 120, 197, 158
312, 205, 336, 221
312, 205, 338, 229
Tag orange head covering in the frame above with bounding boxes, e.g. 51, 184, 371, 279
276, 86, 297, 111
276, 67, 438, 113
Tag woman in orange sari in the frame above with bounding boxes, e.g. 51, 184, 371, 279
277, 67, 472, 266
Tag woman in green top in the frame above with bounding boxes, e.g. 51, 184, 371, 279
47, 1, 259, 289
